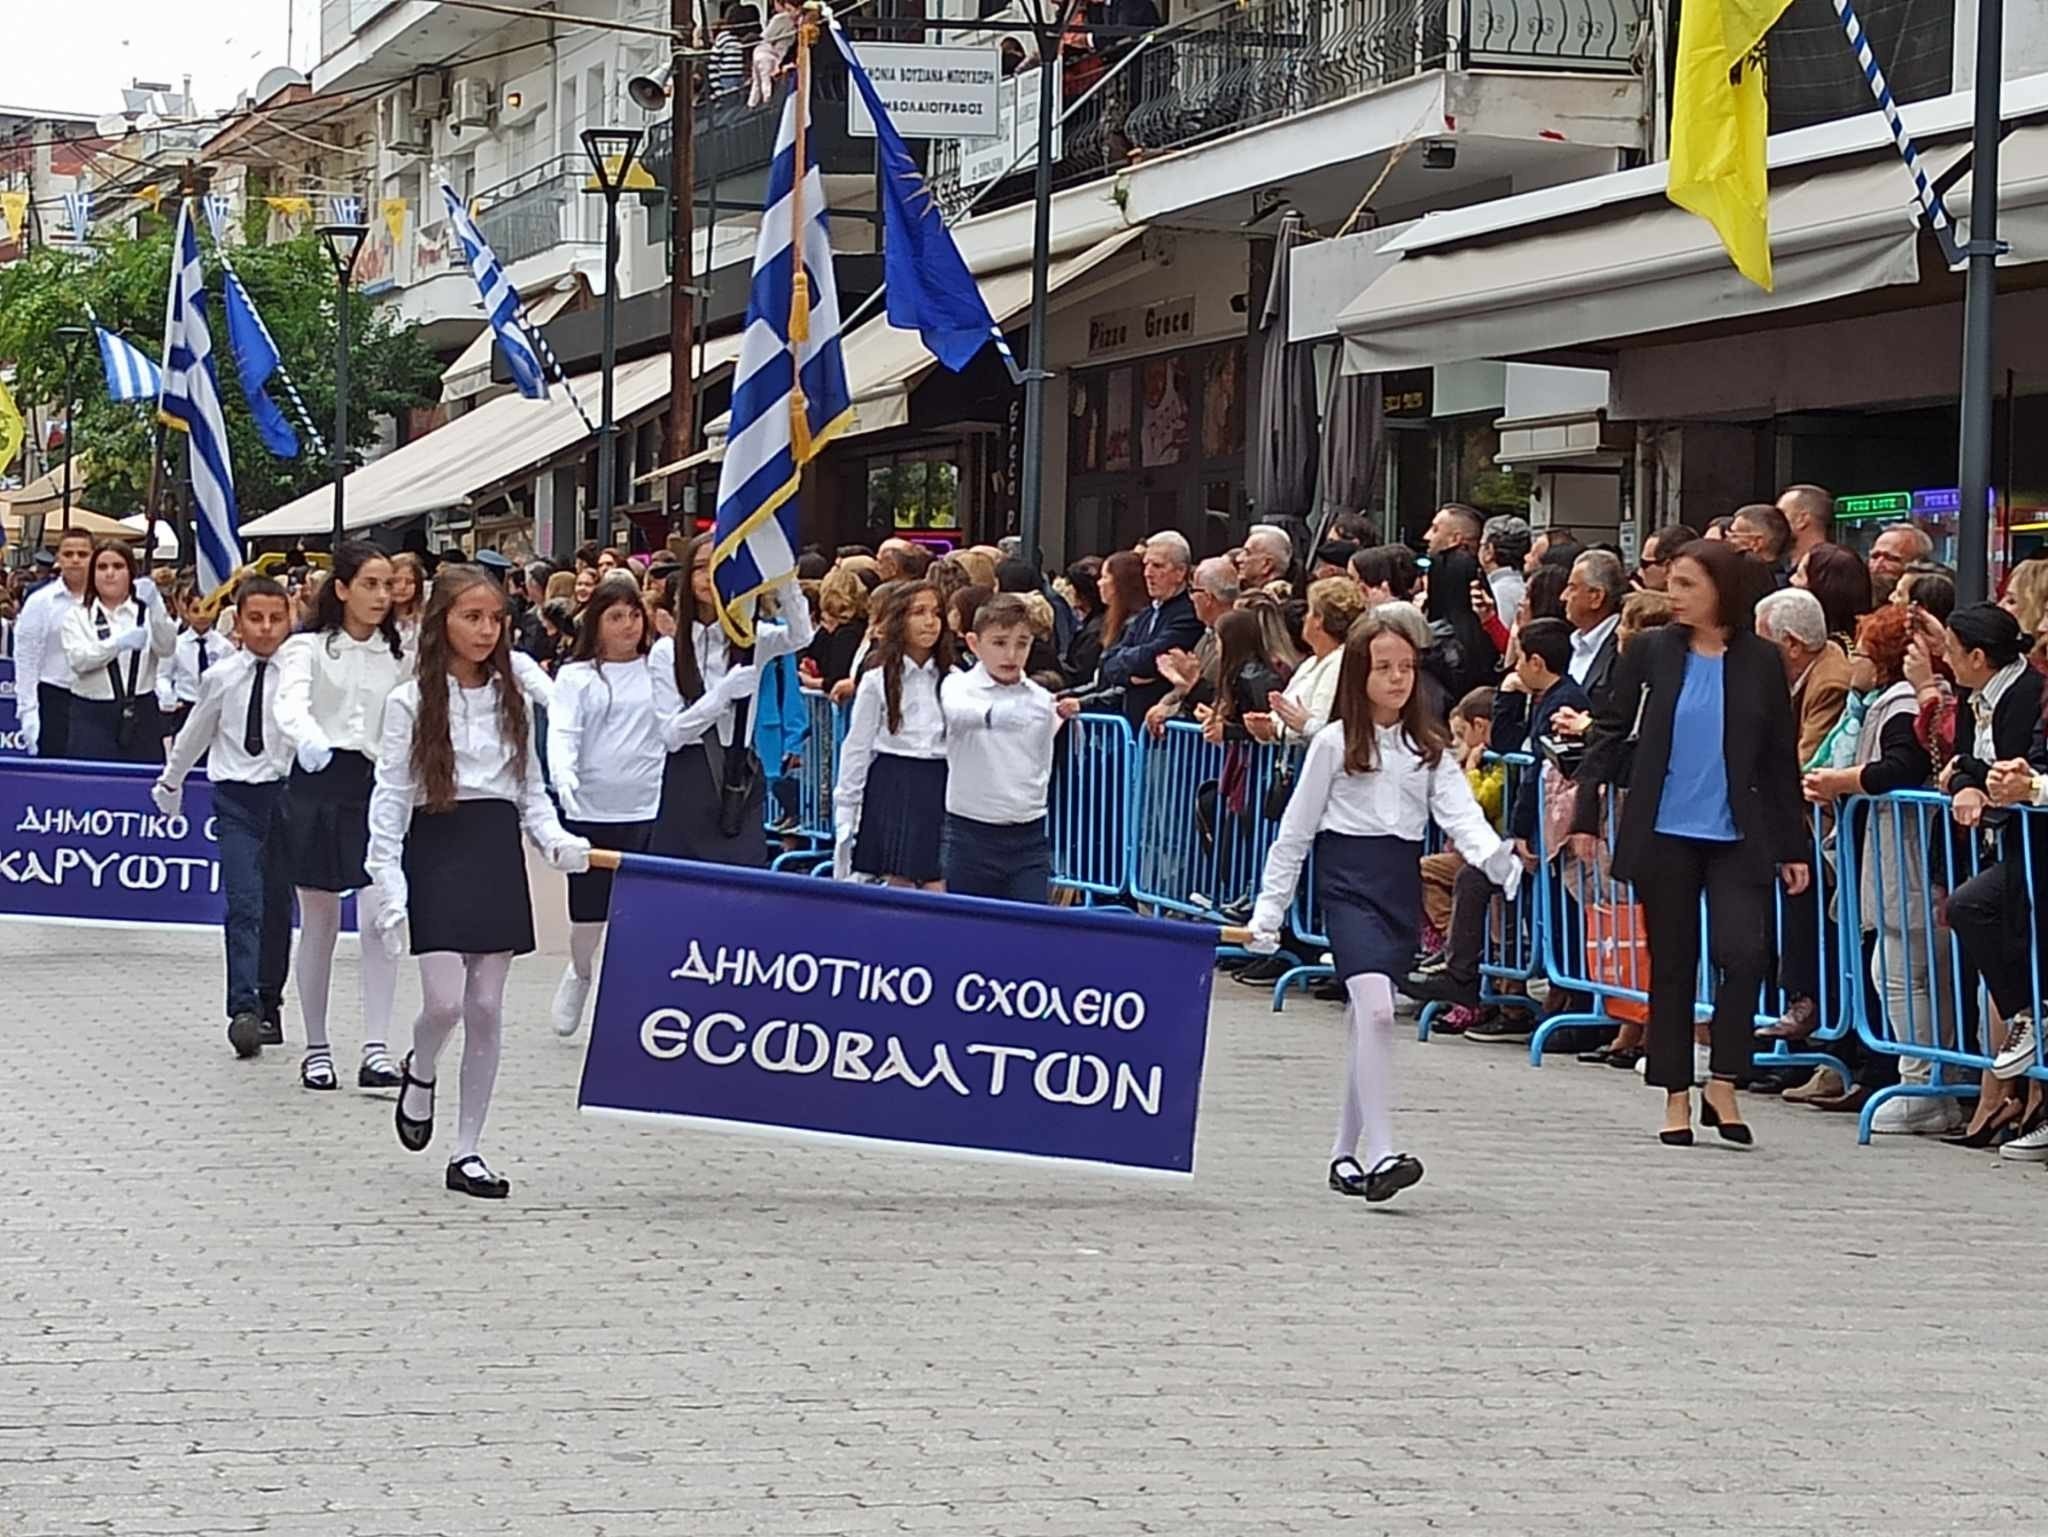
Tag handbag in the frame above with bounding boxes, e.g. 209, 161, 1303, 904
1262, 743, 1300, 823
95, 600, 146, 752
703, 692, 764, 841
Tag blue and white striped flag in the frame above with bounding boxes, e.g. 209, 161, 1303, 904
441, 184, 548, 400
159, 203, 240, 597
203, 192, 236, 244
327, 195, 363, 227
63, 191, 91, 241
710, 75, 854, 645
96, 327, 162, 403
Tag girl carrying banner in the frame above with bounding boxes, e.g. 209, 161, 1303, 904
60, 541, 178, 763
1248, 603, 1522, 1203
833, 579, 953, 887
274, 541, 410, 1093
370, 565, 589, 1199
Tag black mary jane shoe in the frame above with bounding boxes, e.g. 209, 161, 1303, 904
301, 1052, 339, 1091
1328, 1157, 1370, 1197
1363, 1153, 1424, 1203
1699, 1097, 1755, 1147
394, 1053, 435, 1153
446, 1156, 511, 1199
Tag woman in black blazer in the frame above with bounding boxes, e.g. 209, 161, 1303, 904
1569, 540, 1809, 1146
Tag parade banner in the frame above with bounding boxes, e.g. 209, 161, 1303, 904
0, 661, 23, 756
580, 857, 1217, 1177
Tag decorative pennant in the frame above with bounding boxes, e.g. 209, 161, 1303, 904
138, 184, 164, 213
263, 194, 312, 217
0, 190, 25, 241
379, 196, 407, 246
62, 191, 92, 241
203, 192, 236, 243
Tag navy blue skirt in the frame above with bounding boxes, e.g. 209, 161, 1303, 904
284, 750, 375, 892
403, 798, 535, 956
852, 753, 947, 882
1315, 831, 1424, 982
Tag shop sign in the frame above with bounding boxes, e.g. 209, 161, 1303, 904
849, 44, 1003, 141
1086, 295, 1196, 359
1382, 368, 1432, 419
956, 62, 1063, 191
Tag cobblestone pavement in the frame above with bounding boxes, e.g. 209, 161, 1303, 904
4, 917, 2044, 1537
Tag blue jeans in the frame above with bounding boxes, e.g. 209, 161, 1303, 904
943, 814, 1051, 905
214, 780, 292, 1020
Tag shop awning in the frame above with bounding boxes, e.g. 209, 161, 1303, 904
240, 336, 744, 539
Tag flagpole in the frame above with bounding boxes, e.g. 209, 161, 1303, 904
786, 7, 816, 466
1955, 0, 2003, 605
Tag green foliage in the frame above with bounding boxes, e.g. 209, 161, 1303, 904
0, 227, 442, 515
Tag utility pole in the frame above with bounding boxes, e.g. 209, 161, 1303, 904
668, 0, 698, 534
1955, 0, 2004, 605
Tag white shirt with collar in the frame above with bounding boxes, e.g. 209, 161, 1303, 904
1487, 566, 1525, 625
274, 627, 411, 760
940, 663, 1059, 826
157, 648, 293, 787
157, 626, 231, 711
1973, 656, 2030, 761
835, 655, 946, 848
548, 656, 664, 822
61, 594, 179, 701
1277, 646, 1344, 742
648, 588, 815, 751
1568, 612, 1621, 687
14, 578, 88, 702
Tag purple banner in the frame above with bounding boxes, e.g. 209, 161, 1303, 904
0, 660, 23, 756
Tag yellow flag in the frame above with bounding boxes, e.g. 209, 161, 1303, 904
0, 374, 23, 477
380, 196, 407, 245
1666, 0, 1794, 290
139, 183, 164, 213
0, 190, 26, 241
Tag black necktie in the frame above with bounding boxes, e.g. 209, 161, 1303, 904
196, 637, 211, 676
244, 659, 267, 756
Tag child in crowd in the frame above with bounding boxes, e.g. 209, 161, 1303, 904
835, 580, 954, 888
1417, 686, 1500, 963
151, 578, 297, 1060
1249, 604, 1520, 1202
938, 593, 1080, 903
156, 586, 229, 747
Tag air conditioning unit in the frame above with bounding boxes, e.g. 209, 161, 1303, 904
410, 73, 445, 120
449, 78, 493, 131
380, 92, 428, 153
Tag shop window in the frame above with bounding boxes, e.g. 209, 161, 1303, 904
868, 452, 961, 534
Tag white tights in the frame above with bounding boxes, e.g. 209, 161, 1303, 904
295, 885, 400, 1056
1331, 973, 1397, 1167
569, 920, 604, 980
404, 952, 513, 1160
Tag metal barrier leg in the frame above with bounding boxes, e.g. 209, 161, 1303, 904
1528, 1009, 1609, 1067
1271, 963, 1332, 1012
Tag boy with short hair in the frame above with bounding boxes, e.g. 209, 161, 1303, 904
938, 593, 1080, 903
152, 578, 298, 1059
157, 587, 229, 746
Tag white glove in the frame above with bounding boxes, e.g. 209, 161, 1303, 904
553, 772, 584, 822
371, 883, 409, 958
112, 626, 150, 655
155, 680, 177, 714
296, 740, 333, 775
134, 576, 160, 608
19, 713, 38, 755
545, 836, 593, 875
717, 663, 760, 702
1481, 842, 1524, 902
150, 780, 183, 820
1245, 928, 1282, 956
832, 824, 855, 881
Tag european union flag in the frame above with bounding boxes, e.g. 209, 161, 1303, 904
222, 270, 300, 459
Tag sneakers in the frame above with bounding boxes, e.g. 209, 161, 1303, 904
2001, 1121, 2048, 1162
1465, 1012, 1534, 1044
257, 1016, 285, 1047
1869, 1095, 1965, 1137
553, 966, 595, 1039
1993, 1015, 2039, 1081
1231, 954, 1293, 986
1412, 948, 1449, 976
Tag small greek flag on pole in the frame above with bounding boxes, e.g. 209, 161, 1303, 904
327, 195, 364, 227
63, 191, 92, 241
442, 184, 548, 400
96, 327, 162, 403
710, 19, 854, 645
159, 202, 241, 599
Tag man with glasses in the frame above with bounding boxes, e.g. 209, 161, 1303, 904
1634, 523, 1698, 592
1866, 521, 1933, 604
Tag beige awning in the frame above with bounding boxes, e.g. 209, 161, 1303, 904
636, 443, 724, 484
0, 453, 114, 520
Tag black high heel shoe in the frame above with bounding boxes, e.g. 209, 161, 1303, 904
1700, 1096, 1754, 1146
394, 1052, 434, 1153
1941, 1097, 2019, 1148
1660, 1091, 1693, 1146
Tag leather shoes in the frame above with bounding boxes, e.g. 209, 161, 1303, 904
1401, 971, 1480, 1008
1328, 1157, 1369, 1197
446, 1156, 510, 1199
1758, 998, 1819, 1041
1363, 1153, 1424, 1202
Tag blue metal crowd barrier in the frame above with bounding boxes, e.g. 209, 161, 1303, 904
1129, 720, 1290, 923
1412, 752, 1539, 1042
766, 689, 843, 874
1048, 712, 1139, 901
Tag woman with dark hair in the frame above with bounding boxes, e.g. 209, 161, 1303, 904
1062, 556, 1106, 686
1097, 549, 1148, 656
648, 535, 813, 865
545, 578, 662, 1037
1522, 563, 1568, 623
1349, 544, 1419, 604
1793, 542, 1873, 642
1418, 546, 1497, 710
274, 540, 410, 1093
1569, 539, 1808, 1147
60, 540, 177, 762
1893, 564, 1956, 622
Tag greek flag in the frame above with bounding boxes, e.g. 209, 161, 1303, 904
203, 192, 237, 244
159, 203, 240, 597
96, 327, 162, 403
710, 83, 854, 644
441, 184, 547, 400
327, 195, 364, 227
63, 191, 91, 241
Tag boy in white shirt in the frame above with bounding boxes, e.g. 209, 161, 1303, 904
157, 588, 229, 745
937, 593, 1079, 903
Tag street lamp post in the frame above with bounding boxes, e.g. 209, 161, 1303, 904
583, 125, 645, 554
315, 222, 370, 550
53, 325, 91, 534
1015, 0, 1069, 565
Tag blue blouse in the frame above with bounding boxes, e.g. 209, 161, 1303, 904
1655, 651, 1739, 842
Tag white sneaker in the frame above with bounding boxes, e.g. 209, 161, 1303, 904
2001, 1120, 2048, 1162
1993, 1015, 2038, 1081
1692, 1042, 1711, 1086
552, 966, 594, 1039
1868, 1095, 1964, 1136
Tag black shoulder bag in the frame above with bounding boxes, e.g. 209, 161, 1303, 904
702, 649, 764, 840
95, 600, 146, 753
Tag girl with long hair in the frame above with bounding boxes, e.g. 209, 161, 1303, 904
369, 566, 589, 1199
1098, 549, 1148, 653
546, 577, 664, 1037
389, 552, 428, 648
833, 580, 955, 888
1248, 604, 1520, 1202
649, 535, 814, 865
60, 540, 177, 763
274, 540, 411, 1093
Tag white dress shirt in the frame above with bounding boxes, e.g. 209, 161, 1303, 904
940, 664, 1059, 825
1568, 613, 1621, 687
1487, 566, 1526, 625
157, 649, 293, 786
61, 594, 179, 701
548, 657, 665, 822
365, 676, 580, 896
274, 628, 412, 760
510, 647, 555, 712
157, 626, 231, 711
1251, 720, 1520, 940
649, 591, 814, 751
13, 579, 87, 708
1276, 645, 1344, 742
1972, 656, 2030, 760
834, 656, 946, 841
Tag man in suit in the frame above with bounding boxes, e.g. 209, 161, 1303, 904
1099, 530, 1204, 729
1142, 556, 1240, 738
1563, 550, 1626, 712
1756, 588, 1851, 767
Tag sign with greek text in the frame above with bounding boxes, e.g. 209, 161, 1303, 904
955, 60, 1062, 192
0, 661, 23, 756
579, 857, 1217, 1177
847, 44, 1003, 141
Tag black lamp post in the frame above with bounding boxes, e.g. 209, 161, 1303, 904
315, 221, 370, 549
52, 324, 91, 533
582, 125, 644, 554
1014, 0, 1069, 564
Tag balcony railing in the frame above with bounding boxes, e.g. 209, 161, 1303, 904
473, 156, 601, 267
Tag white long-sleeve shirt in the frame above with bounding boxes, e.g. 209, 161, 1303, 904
157, 649, 293, 786
834, 656, 946, 839
548, 657, 665, 822
274, 628, 411, 760
940, 664, 1059, 825
1275, 645, 1343, 743
61, 594, 179, 701
1251, 720, 1520, 939
648, 592, 814, 751
365, 674, 579, 894
13, 578, 88, 716
156, 626, 231, 711
510, 647, 555, 713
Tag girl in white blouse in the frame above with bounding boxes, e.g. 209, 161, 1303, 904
60, 541, 178, 763
833, 580, 953, 887
273, 541, 411, 1093
1249, 603, 1520, 1205
648, 534, 813, 865
545, 577, 664, 1038
370, 565, 589, 1200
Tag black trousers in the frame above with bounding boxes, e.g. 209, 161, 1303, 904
1637, 835, 1771, 1092
1947, 860, 2040, 1021
35, 682, 72, 758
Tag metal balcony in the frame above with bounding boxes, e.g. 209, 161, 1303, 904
472, 158, 598, 267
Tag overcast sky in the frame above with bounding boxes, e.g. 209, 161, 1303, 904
10, 0, 311, 121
